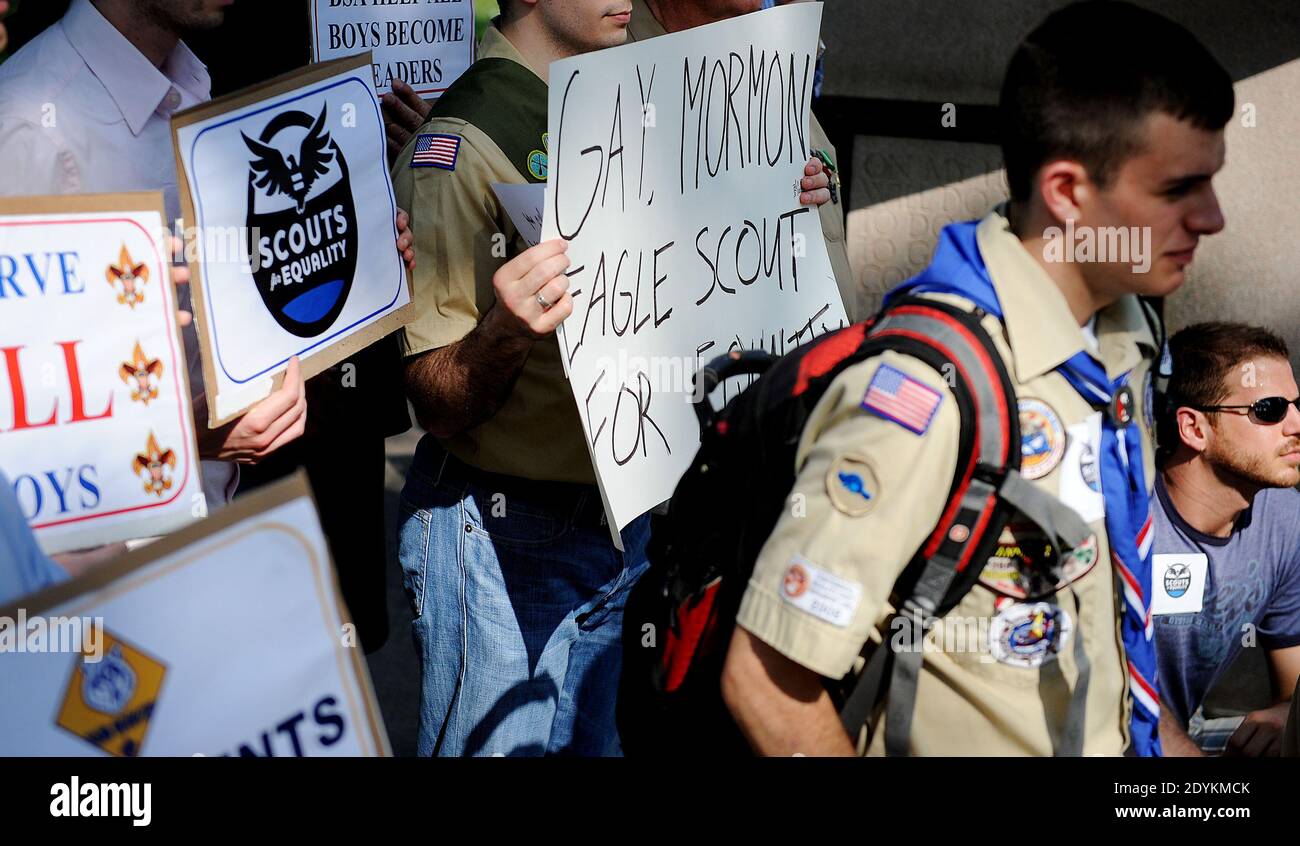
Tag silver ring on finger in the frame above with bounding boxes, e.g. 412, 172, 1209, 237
536, 292, 553, 311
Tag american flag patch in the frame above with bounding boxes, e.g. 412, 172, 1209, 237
861, 364, 943, 435
411, 133, 460, 170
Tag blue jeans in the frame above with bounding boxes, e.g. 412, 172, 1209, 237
397, 438, 650, 757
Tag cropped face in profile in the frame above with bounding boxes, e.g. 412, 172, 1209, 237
1078, 111, 1226, 302
537, 0, 633, 53
1197, 356, 1300, 489
143, 0, 233, 32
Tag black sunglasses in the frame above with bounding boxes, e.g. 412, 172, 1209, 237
1191, 396, 1300, 424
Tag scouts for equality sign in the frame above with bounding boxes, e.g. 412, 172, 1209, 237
173, 53, 412, 426
309, 0, 476, 96
0, 474, 390, 757
543, 3, 848, 534
0, 193, 202, 555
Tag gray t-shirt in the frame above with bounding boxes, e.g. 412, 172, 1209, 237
1152, 476, 1300, 725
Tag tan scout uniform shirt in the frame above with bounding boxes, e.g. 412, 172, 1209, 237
626, 0, 863, 321
392, 27, 596, 484
736, 209, 1160, 755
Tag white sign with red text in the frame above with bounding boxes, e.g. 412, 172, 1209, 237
0, 193, 202, 554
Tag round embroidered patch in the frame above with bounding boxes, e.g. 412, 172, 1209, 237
1018, 398, 1066, 480
527, 150, 548, 180
825, 454, 880, 517
988, 601, 1073, 669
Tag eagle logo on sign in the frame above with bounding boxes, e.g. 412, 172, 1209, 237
106, 245, 148, 308
132, 431, 176, 497
119, 341, 163, 405
242, 104, 359, 338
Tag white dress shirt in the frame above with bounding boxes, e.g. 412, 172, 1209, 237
0, 0, 238, 509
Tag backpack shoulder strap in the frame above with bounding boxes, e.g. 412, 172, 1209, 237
834, 296, 1093, 755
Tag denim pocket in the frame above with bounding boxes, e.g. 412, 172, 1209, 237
396, 498, 432, 618
464, 488, 569, 548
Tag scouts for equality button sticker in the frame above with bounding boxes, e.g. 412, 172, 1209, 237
1018, 398, 1066, 480
988, 601, 1073, 669
826, 454, 881, 517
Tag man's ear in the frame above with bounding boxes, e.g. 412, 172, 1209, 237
1035, 159, 1091, 227
1176, 406, 1211, 454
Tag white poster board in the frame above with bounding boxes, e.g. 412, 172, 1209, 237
0, 193, 203, 554
173, 54, 412, 426
309, 0, 476, 96
0, 474, 390, 757
543, 4, 847, 532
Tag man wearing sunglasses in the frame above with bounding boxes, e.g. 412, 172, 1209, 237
1154, 321, 1300, 756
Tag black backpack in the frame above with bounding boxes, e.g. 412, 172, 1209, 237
617, 296, 1095, 756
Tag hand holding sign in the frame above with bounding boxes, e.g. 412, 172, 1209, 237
195, 356, 307, 465
486, 238, 574, 340
382, 79, 434, 162
799, 156, 832, 207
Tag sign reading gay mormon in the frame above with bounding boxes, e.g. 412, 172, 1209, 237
0, 193, 202, 554
173, 53, 412, 426
544, 4, 847, 533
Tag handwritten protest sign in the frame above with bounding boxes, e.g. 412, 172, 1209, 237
543, 4, 847, 532
0, 473, 390, 757
0, 193, 202, 554
309, 0, 476, 96
173, 54, 412, 426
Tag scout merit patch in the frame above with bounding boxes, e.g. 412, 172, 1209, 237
826, 454, 880, 516
988, 600, 1073, 669
56, 631, 167, 757
780, 555, 862, 628
1017, 398, 1065, 479
527, 132, 549, 181
861, 363, 943, 435
411, 133, 461, 170
978, 521, 1098, 599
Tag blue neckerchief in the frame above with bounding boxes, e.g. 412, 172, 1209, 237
887, 220, 1162, 756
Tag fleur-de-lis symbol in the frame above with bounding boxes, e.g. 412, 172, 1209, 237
106, 244, 149, 308
119, 341, 163, 405
132, 431, 176, 497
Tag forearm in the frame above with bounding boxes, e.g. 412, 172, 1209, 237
721, 627, 856, 757
1158, 700, 1204, 757
404, 306, 533, 438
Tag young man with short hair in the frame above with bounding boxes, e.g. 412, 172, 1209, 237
1153, 322, 1300, 757
721, 0, 1231, 756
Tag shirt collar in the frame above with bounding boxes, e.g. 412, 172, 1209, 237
975, 207, 1155, 384
478, 21, 545, 83
627, 0, 668, 42
61, 0, 210, 136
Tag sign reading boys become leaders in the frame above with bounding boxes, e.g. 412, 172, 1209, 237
173, 53, 412, 426
0, 193, 202, 554
0, 474, 390, 757
309, 0, 476, 96
543, 3, 847, 533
